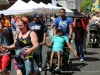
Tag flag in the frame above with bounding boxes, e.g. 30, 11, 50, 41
51, 0, 57, 6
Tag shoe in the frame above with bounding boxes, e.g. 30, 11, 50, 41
80, 59, 84, 62
39, 67, 42, 72
54, 67, 60, 71
46, 66, 51, 70
84, 51, 87, 54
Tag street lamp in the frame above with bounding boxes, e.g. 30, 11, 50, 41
88, 5, 91, 12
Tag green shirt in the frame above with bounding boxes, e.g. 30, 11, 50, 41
52, 35, 69, 52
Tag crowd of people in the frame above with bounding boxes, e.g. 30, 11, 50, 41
0, 8, 94, 75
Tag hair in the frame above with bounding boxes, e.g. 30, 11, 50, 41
0, 17, 5, 21
0, 14, 4, 18
75, 19, 82, 26
57, 29, 65, 35
20, 19, 30, 30
54, 14, 57, 18
60, 8, 66, 12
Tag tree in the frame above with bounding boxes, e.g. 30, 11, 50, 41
80, 0, 93, 11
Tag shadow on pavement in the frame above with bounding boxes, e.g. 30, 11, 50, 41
84, 57, 100, 61
84, 52, 99, 55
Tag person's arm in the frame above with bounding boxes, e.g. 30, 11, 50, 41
53, 18, 58, 35
68, 18, 73, 38
65, 36, 78, 58
27, 31, 39, 52
45, 41, 53, 47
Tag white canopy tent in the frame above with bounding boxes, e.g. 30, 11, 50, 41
0, 0, 33, 15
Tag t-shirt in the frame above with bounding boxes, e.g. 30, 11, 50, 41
0, 27, 11, 55
52, 35, 69, 52
29, 21, 47, 42
54, 17, 73, 37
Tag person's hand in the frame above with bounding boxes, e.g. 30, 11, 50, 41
74, 54, 78, 58
24, 48, 32, 56
40, 40, 46, 45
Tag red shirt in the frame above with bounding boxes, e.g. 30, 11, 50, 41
73, 18, 88, 29
73, 27, 83, 40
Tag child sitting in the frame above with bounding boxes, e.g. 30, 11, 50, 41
45, 26, 78, 71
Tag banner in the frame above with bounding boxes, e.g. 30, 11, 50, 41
51, 0, 57, 6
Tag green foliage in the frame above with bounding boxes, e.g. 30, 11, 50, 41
80, 0, 93, 11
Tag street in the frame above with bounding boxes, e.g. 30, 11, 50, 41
9, 35, 100, 75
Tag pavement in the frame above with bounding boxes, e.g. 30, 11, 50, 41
9, 36, 100, 75
10, 24, 100, 75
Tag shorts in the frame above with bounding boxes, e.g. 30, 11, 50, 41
0, 54, 11, 72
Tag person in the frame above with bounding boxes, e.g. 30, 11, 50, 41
53, 8, 73, 38
11, 15, 16, 39
29, 13, 47, 70
53, 8, 73, 60
50, 14, 57, 28
4, 16, 11, 28
0, 18, 11, 75
2, 17, 39, 75
73, 19, 87, 62
45, 26, 78, 71
91, 11, 100, 24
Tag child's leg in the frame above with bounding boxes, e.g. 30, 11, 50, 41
57, 51, 60, 68
50, 51, 55, 67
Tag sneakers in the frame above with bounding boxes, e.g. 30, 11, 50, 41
39, 67, 42, 72
80, 59, 84, 62
54, 67, 60, 71
46, 66, 52, 70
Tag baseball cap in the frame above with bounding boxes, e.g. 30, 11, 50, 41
33, 13, 40, 18
21, 17, 29, 24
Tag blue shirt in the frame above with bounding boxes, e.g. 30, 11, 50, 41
29, 21, 46, 42
11, 20, 16, 31
52, 35, 69, 52
54, 16, 73, 37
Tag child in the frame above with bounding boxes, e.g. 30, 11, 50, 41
45, 26, 78, 71
73, 19, 87, 62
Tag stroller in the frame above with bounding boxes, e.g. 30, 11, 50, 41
88, 23, 100, 48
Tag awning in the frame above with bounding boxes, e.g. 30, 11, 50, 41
0, 0, 9, 4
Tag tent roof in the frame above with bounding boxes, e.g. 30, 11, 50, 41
0, 0, 9, 4
7, 0, 31, 11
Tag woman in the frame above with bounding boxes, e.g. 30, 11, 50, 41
73, 19, 87, 62
2, 17, 39, 75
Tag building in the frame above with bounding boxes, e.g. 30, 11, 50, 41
57, 0, 83, 10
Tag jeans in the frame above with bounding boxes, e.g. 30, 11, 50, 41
15, 46, 40, 75
35, 44, 42, 67
75, 39, 84, 59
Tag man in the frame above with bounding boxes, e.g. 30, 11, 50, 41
0, 18, 11, 75
28, 13, 47, 71
53, 8, 73, 38
53, 8, 73, 59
